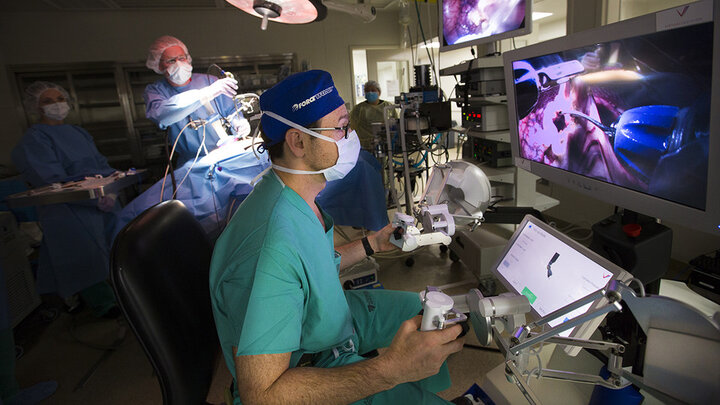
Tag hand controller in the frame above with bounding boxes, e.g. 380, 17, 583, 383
420, 288, 467, 332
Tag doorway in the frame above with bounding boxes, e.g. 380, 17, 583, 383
350, 46, 413, 106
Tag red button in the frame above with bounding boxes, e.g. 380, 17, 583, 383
623, 223, 642, 238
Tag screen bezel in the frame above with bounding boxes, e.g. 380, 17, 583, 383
502, 2, 720, 235
491, 215, 630, 355
438, 0, 532, 53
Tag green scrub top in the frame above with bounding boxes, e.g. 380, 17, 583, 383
210, 170, 453, 405
349, 100, 398, 150
210, 170, 355, 380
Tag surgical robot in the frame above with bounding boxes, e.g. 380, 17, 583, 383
418, 280, 720, 404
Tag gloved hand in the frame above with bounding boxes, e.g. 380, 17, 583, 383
97, 193, 117, 212
232, 117, 251, 137
207, 77, 238, 99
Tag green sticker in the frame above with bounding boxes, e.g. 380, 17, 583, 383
522, 287, 537, 304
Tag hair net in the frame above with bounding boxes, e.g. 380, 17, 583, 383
146, 35, 192, 74
364, 80, 380, 92
259, 70, 345, 147
23, 81, 71, 114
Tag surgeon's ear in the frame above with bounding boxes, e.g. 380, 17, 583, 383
284, 128, 306, 158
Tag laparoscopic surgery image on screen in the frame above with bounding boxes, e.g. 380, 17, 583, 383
512, 22, 712, 211
442, 0, 527, 46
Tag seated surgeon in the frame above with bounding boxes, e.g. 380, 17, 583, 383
210, 70, 464, 404
144, 35, 250, 166
12, 81, 120, 318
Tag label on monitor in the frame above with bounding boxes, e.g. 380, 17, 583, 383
656, 0, 713, 31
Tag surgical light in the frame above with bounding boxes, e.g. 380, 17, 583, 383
226, 0, 327, 30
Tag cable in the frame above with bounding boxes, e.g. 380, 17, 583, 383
172, 124, 207, 200
250, 115, 265, 160
463, 343, 502, 353
414, 0, 437, 82
548, 220, 594, 242
160, 120, 195, 202
226, 197, 238, 226
627, 277, 646, 297
407, 24, 415, 65
209, 170, 221, 235
488, 196, 513, 209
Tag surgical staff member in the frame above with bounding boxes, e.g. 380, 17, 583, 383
210, 70, 464, 404
144, 35, 250, 166
11, 82, 120, 319
349, 80, 398, 151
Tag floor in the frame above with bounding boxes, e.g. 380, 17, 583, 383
11, 224, 505, 404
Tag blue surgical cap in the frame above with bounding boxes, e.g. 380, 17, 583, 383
259, 70, 345, 147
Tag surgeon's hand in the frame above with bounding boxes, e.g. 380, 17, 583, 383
380, 315, 465, 385
369, 223, 399, 253
208, 77, 238, 99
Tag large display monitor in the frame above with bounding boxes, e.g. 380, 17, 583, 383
503, 0, 720, 235
439, 0, 531, 52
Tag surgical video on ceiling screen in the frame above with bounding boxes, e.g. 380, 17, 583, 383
512, 22, 712, 210
442, 0, 526, 46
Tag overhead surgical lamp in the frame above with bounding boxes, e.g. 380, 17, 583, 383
226, 0, 376, 30
226, 0, 327, 30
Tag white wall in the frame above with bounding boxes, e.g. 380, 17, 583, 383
616, 0, 694, 21
0, 8, 401, 166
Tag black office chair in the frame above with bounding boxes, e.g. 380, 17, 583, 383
111, 200, 218, 405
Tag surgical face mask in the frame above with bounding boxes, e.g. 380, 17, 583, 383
166, 61, 193, 85
41, 102, 70, 121
264, 111, 360, 182
365, 91, 379, 102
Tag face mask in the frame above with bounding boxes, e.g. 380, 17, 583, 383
41, 102, 70, 121
264, 111, 360, 182
166, 61, 193, 85
365, 92, 379, 102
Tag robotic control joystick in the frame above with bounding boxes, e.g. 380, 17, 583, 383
420, 288, 467, 331
390, 209, 453, 252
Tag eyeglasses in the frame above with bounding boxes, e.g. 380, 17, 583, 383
307, 125, 350, 139
161, 54, 189, 65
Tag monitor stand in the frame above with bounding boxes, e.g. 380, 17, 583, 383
483, 41, 502, 57
589, 210, 673, 294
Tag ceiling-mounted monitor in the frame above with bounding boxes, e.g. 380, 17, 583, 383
503, 0, 720, 234
439, 0, 531, 52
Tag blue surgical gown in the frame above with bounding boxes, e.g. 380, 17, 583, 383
113, 142, 271, 240
144, 73, 244, 166
210, 170, 451, 404
114, 146, 388, 243
317, 150, 389, 231
11, 124, 118, 298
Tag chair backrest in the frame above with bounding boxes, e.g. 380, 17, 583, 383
111, 200, 217, 405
